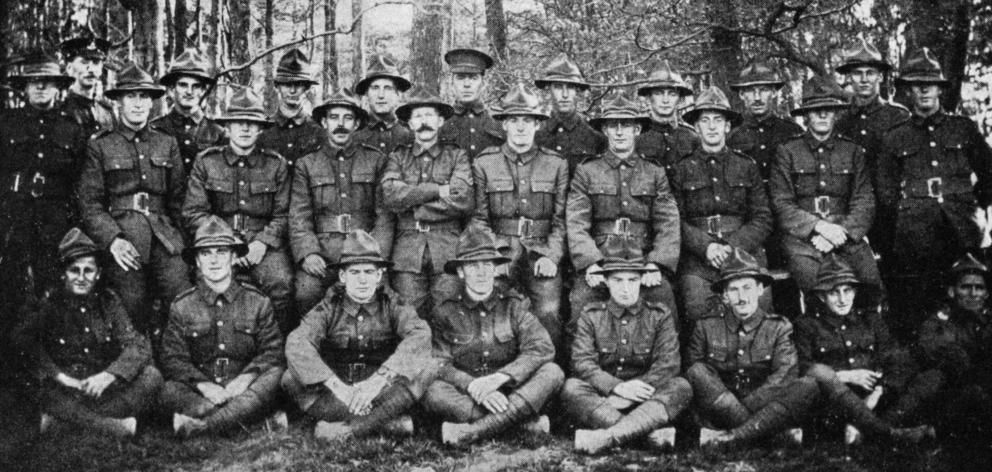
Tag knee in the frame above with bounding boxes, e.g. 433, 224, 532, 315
685, 362, 716, 385
793, 376, 821, 403
561, 377, 588, 401
536, 362, 565, 390
137, 365, 164, 389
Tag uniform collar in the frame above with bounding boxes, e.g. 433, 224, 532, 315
608, 299, 644, 319
322, 140, 359, 159
602, 150, 639, 168
803, 132, 837, 151
367, 113, 398, 130
814, 306, 866, 329
413, 141, 442, 158
115, 123, 151, 141
223, 147, 263, 167
548, 111, 582, 131
453, 100, 486, 116
273, 108, 309, 127
850, 97, 884, 115
461, 290, 500, 312
342, 293, 382, 318
502, 144, 538, 164
741, 113, 775, 127
725, 307, 766, 333
912, 110, 946, 127
694, 147, 732, 162
66, 89, 94, 104
168, 106, 205, 125
198, 280, 243, 306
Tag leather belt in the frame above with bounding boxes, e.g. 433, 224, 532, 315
225, 214, 269, 233
210, 357, 230, 384
108, 192, 164, 215
495, 217, 551, 238
901, 176, 972, 202
316, 214, 369, 234
330, 362, 373, 384
592, 218, 648, 238
397, 219, 462, 233
687, 215, 743, 238
4, 171, 69, 198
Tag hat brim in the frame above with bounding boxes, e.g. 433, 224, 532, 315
729, 80, 786, 91
683, 107, 743, 127
444, 49, 495, 71
836, 61, 893, 74
160, 71, 217, 87
492, 110, 550, 121
60, 248, 104, 267
589, 263, 653, 275
273, 76, 318, 86
105, 85, 167, 100
329, 257, 393, 271
812, 275, 863, 292
7, 75, 75, 89
214, 115, 274, 127
444, 255, 512, 274
312, 103, 369, 130
181, 242, 249, 265
395, 101, 454, 122
355, 74, 412, 96
790, 101, 849, 117
637, 84, 694, 97
711, 272, 774, 292
534, 78, 590, 91
588, 116, 652, 131
895, 75, 951, 87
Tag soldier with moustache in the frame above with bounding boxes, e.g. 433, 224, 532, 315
533, 53, 606, 176
59, 27, 116, 135
352, 56, 414, 154
634, 60, 699, 175
438, 48, 505, 160
257, 49, 326, 170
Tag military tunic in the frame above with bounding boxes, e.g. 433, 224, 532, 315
353, 114, 414, 155
257, 111, 325, 169
634, 119, 698, 174
439, 101, 505, 160
535, 111, 606, 176
150, 109, 226, 172
62, 91, 116, 136
728, 114, 803, 182
835, 98, 910, 182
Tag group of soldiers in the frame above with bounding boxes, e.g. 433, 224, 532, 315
2, 27, 991, 453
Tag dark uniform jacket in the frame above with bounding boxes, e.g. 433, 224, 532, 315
78, 124, 187, 258
669, 147, 771, 278
916, 306, 991, 384
635, 119, 698, 174
535, 111, 606, 176
728, 114, 803, 182
431, 288, 555, 390
18, 290, 152, 383
382, 141, 473, 273
150, 109, 226, 172
472, 144, 568, 264
285, 287, 431, 386
257, 111, 325, 168
770, 134, 875, 259
688, 307, 798, 399
836, 98, 910, 181
62, 91, 116, 136
568, 152, 680, 275
161, 280, 284, 386
439, 100, 505, 159
353, 114, 413, 155
290, 141, 394, 264
571, 299, 680, 395
183, 146, 290, 249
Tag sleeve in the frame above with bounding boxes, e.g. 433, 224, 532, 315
469, 161, 495, 231
673, 165, 719, 259
241, 296, 285, 376
916, 317, 971, 379
382, 152, 440, 212
103, 292, 153, 381
647, 166, 681, 274
724, 163, 772, 253
255, 159, 290, 249
430, 312, 478, 391
166, 137, 188, 226
159, 303, 211, 386
497, 297, 556, 386
966, 119, 992, 207
566, 166, 602, 271
570, 309, 622, 395
875, 131, 902, 211
372, 153, 396, 259
792, 316, 817, 374
285, 302, 339, 386
769, 144, 821, 238
687, 320, 708, 366
535, 159, 569, 263
289, 160, 322, 263
181, 155, 212, 234
839, 145, 876, 240
381, 302, 434, 381
745, 321, 800, 410
14, 304, 61, 382
78, 140, 123, 248
413, 149, 475, 221
641, 307, 682, 387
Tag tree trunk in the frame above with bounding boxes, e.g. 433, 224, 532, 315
411, 1, 448, 94
351, 0, 363, 84
174, 0, 188, 55
130, 0, 165, 75
263, 0, 275, 108
485, 0, 506, 65
904, 0, 970, 111
226, 0, 251, 84
323, 0, 338, 96
707, 0, 742, 106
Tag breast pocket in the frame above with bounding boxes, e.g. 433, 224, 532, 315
484, 178, 515, 218
749, 346, 774, 369
943, 140, 970, 175
308, 173, 338, 211
628, 180, 657, 220
790, 164, 819, 197
146, 153, 174, 193
350, 171, 377, 212
231, 319, 258, 358
248, 176, 277, 216
597, 341, 619, 365
588, 183, 618, 219
103, 156, 137, 192
206, 178, 235, 211
681, 180, 713, 215
184, 321, 215, 360
528, 180, 556, 218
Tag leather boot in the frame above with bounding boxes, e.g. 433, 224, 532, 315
348, 382, 416, 437
201, 391, 264, 434
607, 400, 671, 446
710, 392, 750, 428
442, 393, 534, 446
829, 388, 894, 438
519, 415, 550, 435
584, 402, 623, 429
728, 402, 794, 443
574, 428, 614, 454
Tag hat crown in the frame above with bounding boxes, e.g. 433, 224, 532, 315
277, 49, 312, 75
192, 216, 241, 248
841, 36, 884, 65
496, 81, 547, 116
694, 86, 733, 111
59, 26, 110, 58
639, 60, 691, 92
950, 252, 989, 276
454, 226, 501, 260
801, 75, 847, 103
318, 88, 363, 111
403, 85, 444, 106
814, 254, 858, 287
734, 58, 784, 85
166, 49, 214, 77
115, 61, 157, 88
338, 230, 386, 264
595, 93, 647, 120
540, 52, 584, 80
444, 48, 494, 72
900, 47, 943, 76
718, 248, 763, 280
226, 88, 266, 115
15, 48, 60, 67
58, 227, 99, 261
599, 235, 645, 266
365, 54, 403, 77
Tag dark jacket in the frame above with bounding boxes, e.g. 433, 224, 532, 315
438, 101, 505, 159
728, 113, 803, 182
150, 109, 227, 172
535, 111, 606, 176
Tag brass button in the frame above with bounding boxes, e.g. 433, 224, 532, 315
219, 343, 226, 350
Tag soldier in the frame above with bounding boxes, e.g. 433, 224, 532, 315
16, 228, 162, 438
635, 60, 699, 174
533, 52, 606, 176
152, 49, 226, 173
257, 49, 325, 169
471, 82, 568, 348
877, 48, 992, 338
438, 48, 504, 159
568, 93, 680, 329
794, 256, 935, 444
670, 86, 771, 323
77, 62, 191, 335
563, 235, 692, 454
686, 249, 819, 447
59, 27, 116, 134
423, 227, 564, 446
382, 86, 473, 316
352, 56, 414, 154
769, 75, 881, 302
282, 230, 435, 440
727, 59, 803, 182
183, 89, 294, 332
290, 89, 394, 314
160, 217, 285, 437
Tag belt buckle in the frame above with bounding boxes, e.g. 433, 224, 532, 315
133, 192, 150, 215
927, 177, 943, 202
347, 363, 366, 383
336, 214, 352, 232
414, 220, 431, 232
30, 172, 46, 198
213, 357, 230, 383
517, 217, 533, 237
814, 196, 832, 218
706, 215, 722, 238
614, 217, 631, 236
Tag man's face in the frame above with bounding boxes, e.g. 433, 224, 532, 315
366, 78, 400, 115
276, 82, 309, 109
722, 277, 764, 319
225, 121, 263, 151
64, 256, 100, 297
452, 72, 484, 104
408, 106, 444, 143
340, 263, 384, 303
502, 115, 540, 149
24, 80, 59, 108
949, 273, 989, 314
67, 56, 103, 89
647, 88, 681, 118
694, 111, 731, 148
119, 91, 153, 128
910, 84, 942, 115
739, 84, 776, 117
606, 271, 642, 307
820, 284, 857, 316
322, 107, 359, 146
805, 109, 837, 136
603, 120, 641, 154
458, 260, 496, 298
196, 246, 234, 284
170, 76, 206, 111
549, 83, 579, 114
847, 66, 882, 100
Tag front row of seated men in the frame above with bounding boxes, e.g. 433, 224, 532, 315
20, 219, 988, 452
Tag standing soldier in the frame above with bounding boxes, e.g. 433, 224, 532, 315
59, 28, 115, 134
669, 87, 771, 323
290, 90, 394, 314
564, 236, 692, 454
568, 94, 680, 326
423, 227, 564, 446
635, 60, 698, 174
352, 56, 413, 154
282, 230, 435, 441
77, 61, 192, 336
152, 49, 226, 173
439, 48, 504, 160
160, 217, 285, 437
183, 89, 294, 332
687, 249, 819, 447
877, 48, 992, 338
533, 52, 606, 176
770, 76, 881, 302
257, 49, 325, 169
471, 82, 568, 349
382, 86, 473, 316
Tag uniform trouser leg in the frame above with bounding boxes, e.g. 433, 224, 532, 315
149, 242, 193, 328
727, 377, 819, 442
881, 369, 945, 425
423, 363, 564, 424
89, 365, 163, 418
560, 378, 624, 429
247, 249, 295, 333
686, 362, 751, 428
520, 264, 563, 353
42, 365, 162, 423
805, 364, 893, 437
569, 277, 605, 328
106, 241, 191, 336
199, 366, 284, 433
295, 269, 336, 316
680, 274, 719, 325
392, 271, 459, 321
284, 370, 418, 437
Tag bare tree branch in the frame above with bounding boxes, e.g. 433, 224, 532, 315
588, 27, 707, 78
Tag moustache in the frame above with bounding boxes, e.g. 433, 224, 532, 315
415, 124, 435, 132
331, 127, 350, 134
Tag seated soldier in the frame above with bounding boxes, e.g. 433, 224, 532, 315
17, 228, 162, 437
563, 235, 692, 454
423, 226, 564, 446
282, 230, 435, 440
686, 249, 818, 446
160, 216, 286, 437
794, 255, 934, 444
